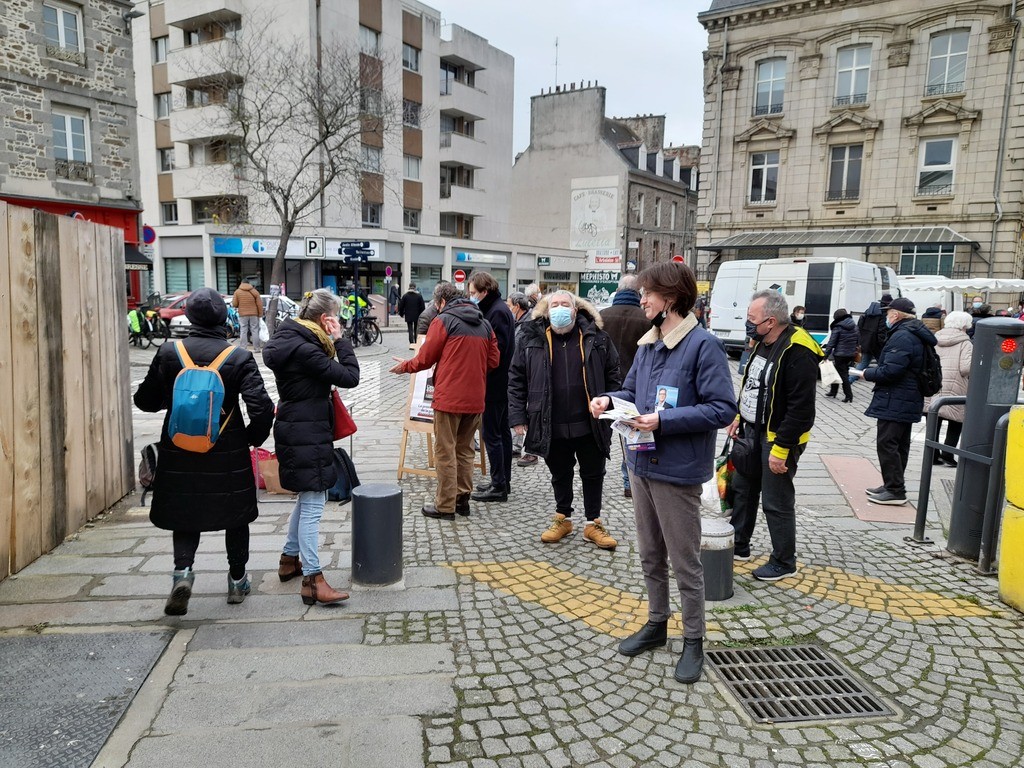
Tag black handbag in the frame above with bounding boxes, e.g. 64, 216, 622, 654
729, 427, 762, 479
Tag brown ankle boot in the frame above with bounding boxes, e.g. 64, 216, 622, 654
301, 572, 349, 606
278, 554, 302, 582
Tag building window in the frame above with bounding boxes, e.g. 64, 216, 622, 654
158, 148, 175, 173
900, 245, 955, 277
835, 45, 870, 106
754, 58, 786, 115
161, 202, 179, 225
926, 30, 968, 97
152, 36, 168, 63
52, 110, 89, 162
655, 198, 662, 227
827, 144, 862, 201
670, 201, 677, 231
403, 208, 421, 233
43, 2, 82, 52
361, 144, 382, 174
403, 154, 421, 180
183, 18, 241, 47
917, 137, 956, 196
190, 140, 240, 165
439, 213, 456, 236
359, 25, 380, 57
155, 92, 171, 118
194, 197, 246, 224
362, 200, 382, 228
749, 151, 779, 204
403, 99, 421, 129
653, 241, 660, 261
402, 44, 420, 72
360, 87, 382, 116
635, 193, 644, 225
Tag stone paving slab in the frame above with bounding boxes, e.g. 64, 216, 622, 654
0, 574, 93, 603
187, 619, 364, 650
124, 716, 423, 768
823, 454, 919, 523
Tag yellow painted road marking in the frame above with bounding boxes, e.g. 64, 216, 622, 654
733, 558, 994, 621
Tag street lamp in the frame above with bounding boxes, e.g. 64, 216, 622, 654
122, 9, 145, 33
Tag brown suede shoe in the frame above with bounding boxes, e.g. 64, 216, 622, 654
278, 554, 302, 582
301, 572, 349, 606
584, 519, 617, 550
541, 513, 573, 543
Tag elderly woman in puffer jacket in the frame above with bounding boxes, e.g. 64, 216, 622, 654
925, 310, 973, 467
263, 289, 360, 607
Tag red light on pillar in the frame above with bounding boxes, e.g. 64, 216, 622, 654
1001, 338, 1018, 354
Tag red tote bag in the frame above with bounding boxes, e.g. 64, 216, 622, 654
331, 389, 357, 440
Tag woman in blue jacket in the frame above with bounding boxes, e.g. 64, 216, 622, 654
591, 262, 736, 685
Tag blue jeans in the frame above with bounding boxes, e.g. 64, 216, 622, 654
620, 436, 630, 490
284, 490, 327, 575
851, 353, 876, 383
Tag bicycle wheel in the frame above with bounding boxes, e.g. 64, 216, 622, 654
367, 320, 382, 344
150, 320, 169, 347
137, 330, 152, 349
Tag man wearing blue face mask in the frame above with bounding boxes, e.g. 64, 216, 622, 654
508, 290, 622, 549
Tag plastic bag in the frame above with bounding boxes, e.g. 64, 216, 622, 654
258, 318, 270, 343
819, 359, 842, 389
701, 441, 734, 517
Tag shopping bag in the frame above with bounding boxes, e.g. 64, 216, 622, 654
331, 389, 357, 440
250, 447, 272, 490
258, 457, 293, 495
819, 359, 842, 389
714, 439, 735, 517
258, 318, 270, 343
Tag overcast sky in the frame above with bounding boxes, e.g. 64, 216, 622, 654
430, 1, 710, 156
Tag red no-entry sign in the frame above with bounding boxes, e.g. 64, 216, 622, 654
454, 269, 466, 284
671, 255, 685, 263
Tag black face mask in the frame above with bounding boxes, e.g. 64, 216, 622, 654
745, 319, 768, 342
651, 310, 668, 328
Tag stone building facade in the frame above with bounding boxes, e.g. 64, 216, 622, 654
0, 0, 145, 300
697, 0, 1024, 287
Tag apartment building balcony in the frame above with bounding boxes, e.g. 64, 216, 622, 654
167, 39, 240, 87
439, 182, 486, 217
173, 162, 243, 200
440, 24, 489, 72
439, 79, 488, 121
170, 104, 238, 144
165, 0, 244, 29
439, 131, 488, 170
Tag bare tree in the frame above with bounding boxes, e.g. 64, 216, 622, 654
179, 20, 400, 327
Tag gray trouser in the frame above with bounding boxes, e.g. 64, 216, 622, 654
630, 472, 705, 639
237, 314, 262, 350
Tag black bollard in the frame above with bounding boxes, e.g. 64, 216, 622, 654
352, 483, 403, 586
701, 517, 734, 601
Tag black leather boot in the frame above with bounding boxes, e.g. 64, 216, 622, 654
455, 493, 471, 517
472, 484, 508, 502
674, 637, 704, 684
617, 620, 668, 657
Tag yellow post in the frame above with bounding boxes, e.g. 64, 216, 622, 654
998, 406, 1024, 611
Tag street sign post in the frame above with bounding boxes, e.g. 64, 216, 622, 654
305, 236, 326, 258
453, 269, 467, 287
339, 241, 372, 320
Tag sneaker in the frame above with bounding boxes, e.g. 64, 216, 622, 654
867, 490, 907, 506
517, 454, 538, 467
164, 568, 194, 616
584, 519, 617, 550
751, 562, 797, 581
227, 572, 251, 604
541, 513, 573, 543
733, 549, 752, 562
865, 485, 886, 496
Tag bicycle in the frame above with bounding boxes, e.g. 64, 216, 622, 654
342, 314, 382, 347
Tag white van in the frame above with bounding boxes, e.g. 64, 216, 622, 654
709, 257, 899, 351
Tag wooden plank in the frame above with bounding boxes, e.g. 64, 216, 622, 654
0, 203, 14, 577
57, 216, 88, 534
110, 227, 135, 499
35, 211, 65, 551
95, 223, 118, 511
8, 205, 43, 572
78, 221, 101, 519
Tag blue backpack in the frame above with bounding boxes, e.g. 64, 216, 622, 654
168, 341, 236, 453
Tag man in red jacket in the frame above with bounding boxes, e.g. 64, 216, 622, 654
390, 283, 500, 519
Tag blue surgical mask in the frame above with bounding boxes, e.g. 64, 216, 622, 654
884, 318, 893, 330
549, 306, 574, 329
469, 296, 480, 305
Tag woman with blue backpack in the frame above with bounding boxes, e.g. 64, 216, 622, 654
263, 289, 360, 607
134, 287, 275, 616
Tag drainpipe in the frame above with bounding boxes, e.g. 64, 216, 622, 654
990, 0, 1019, 278
707, 17, 728, 277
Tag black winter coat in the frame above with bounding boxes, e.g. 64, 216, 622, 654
478, 291, 515, 404
397, 290, 425, 324
508, 307, 621, 458
864, 318, 937, 423
262, 319, 360, 492
134, 327, 274, 532
599, 296, 650, 377
857, 302, 888, 357
823, 316, 859, 359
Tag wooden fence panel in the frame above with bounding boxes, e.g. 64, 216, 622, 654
57, 216, 88, 535
110, 227, 134, 498
78, 222, 102, 519
95, 224, 118, 509
8, 206, 43, 572
0, 204, 13, 577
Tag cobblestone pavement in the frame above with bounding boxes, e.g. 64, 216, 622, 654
3, 328, 1023, 767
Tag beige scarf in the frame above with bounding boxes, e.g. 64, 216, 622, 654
295, 318, 336, 357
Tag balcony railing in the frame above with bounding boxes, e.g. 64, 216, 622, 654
753, 103, 783, 116
747, 196, 777, 206
833, 93, 868, 107
825, 190, 860, 202
924, 81, 964, 97
55, 159, 93, 182
440, 180, 478, 198
916, 183, 954, 197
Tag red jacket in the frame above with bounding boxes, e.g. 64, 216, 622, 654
397, 298, 499, 413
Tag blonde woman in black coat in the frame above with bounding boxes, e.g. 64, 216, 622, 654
263, 289, 360, 606
134, 287, 274, 616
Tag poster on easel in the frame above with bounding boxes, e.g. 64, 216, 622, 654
409, 368, 435, 423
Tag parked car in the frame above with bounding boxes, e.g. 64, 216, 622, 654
169, 295, 237, 338
156, 293, 189, 323
261, 294, 300, 324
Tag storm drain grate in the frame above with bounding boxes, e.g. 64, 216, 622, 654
706, 645, 892, 724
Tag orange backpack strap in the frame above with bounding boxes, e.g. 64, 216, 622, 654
174, 341, 196, 369
208, 345, 236, 372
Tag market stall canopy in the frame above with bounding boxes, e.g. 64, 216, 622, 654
700, 226, 978, 252
897, 276, 1024, 293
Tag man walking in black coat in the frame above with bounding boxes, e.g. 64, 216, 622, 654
850, 297, 937, 506
397, 283, 426, 347
468, 272, 517, 502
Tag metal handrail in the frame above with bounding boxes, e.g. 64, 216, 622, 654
978, 414, 1011, 574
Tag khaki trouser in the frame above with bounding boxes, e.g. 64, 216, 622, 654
432, 410, 480, 512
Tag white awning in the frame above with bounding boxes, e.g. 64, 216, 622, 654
700, 226, 978, 252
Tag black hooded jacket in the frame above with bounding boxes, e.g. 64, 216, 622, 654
134, 290, 274, 532
823, 315, 859, 358
262, 319, 360, 492
857, 301, 888, 357
477, 290, 516, 404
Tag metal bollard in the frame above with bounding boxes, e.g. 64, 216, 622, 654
351, 483, 403, 586
700, 517, 734, 601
